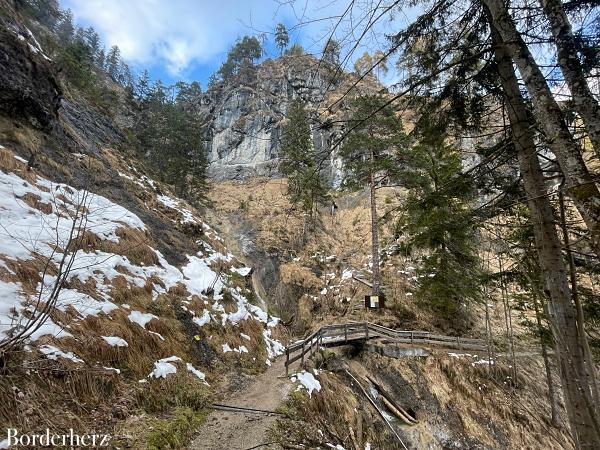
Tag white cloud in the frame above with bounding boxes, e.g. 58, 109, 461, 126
64, 0, 283, 75
63, 0, 415, 81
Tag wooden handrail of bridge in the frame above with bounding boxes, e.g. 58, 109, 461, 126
284, 322, 489, 374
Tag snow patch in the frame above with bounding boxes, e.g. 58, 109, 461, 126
39, 344, 83, 363
102, 336, 128, 347
186, 363, 209, 385
231, 266, 252, 276
128, 311, 157, 328
149, 356, 181, 379
193, 309, 211, 327
292, 370, 322, 397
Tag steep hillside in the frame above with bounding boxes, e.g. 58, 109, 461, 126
0, 3, 286, 447
0, 143, 287, 447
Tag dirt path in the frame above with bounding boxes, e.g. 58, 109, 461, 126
189, 358, 291, 450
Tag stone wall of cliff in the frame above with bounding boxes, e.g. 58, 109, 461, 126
200, 54, 383, 184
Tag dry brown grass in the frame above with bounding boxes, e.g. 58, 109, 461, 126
109, 275, 152, 309
0, 146, 37, 183
1, 254, 59, 296
20, 192, 53, 214
279, 263, 321, 291
73, 227, 159, 266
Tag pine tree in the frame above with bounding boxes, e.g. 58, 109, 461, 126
323, 39, 340, 65
372, 49, 388, 80
285, 43, 304, 56
85, 27, 100, 60
96, 48, 105, 70
217, 36, 262, 80
119, 62, 134, 95
275, 23, 289, 55
175, 81, 202, 112
353, 51, 373, 76
398, 117, 480, 320
135, 70, 151, 101
56, 8, 74, 43
18, 0, 61, 29
279, 98, 329, 220
106, 45, 121, 81
340, 95, 408, 294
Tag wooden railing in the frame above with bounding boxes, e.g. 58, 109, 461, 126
284, 322, 489, 374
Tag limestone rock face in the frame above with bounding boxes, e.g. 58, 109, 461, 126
201, 55, 382, 184
0, 15, 61, 131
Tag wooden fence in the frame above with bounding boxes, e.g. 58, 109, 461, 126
284, 322, 489, 374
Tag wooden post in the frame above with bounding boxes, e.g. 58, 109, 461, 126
365, 322, 369, 340
357, 405, 363, 448
301, 341, 305, 367
456, 336, 461, 350
285, 347, 289, 376
344, 324, 348, 343
410, 331, 414, 346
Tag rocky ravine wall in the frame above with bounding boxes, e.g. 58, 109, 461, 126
201, 54, 382, 185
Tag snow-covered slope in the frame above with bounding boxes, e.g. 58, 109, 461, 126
0, 143, 283, 379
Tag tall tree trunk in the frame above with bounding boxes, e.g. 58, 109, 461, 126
539, 0, 600, 158
490, 22, 600, 449
559, 188, 600, 414
499, 255, 517, 383
369, 148, 381, 295
531, 278, 561, 428
483, 0, 600, 257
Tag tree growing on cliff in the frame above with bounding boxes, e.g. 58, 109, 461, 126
218, 36, 262, 80
279, 98, 329, 222
286, 43, 304, 56
354, 51, 373, 76
134, 81, 209, 205
106, 45, 122, 81
275, 23, 289, 55
323, 39, 340, 65
340, 95, 408, 295
56, 8, 74, 43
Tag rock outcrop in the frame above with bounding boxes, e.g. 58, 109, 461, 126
201, 54, 382, 184
0, 6, 61, 131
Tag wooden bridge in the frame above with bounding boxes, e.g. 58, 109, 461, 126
284, 321, 489, 374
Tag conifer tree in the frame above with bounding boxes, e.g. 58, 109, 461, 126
399, 118, 480, 320
323, 39, 340, 65
372, 49, 388, 80
279, 98, 329, 220
354, 51, 373, 76
135, 70, 152, 101
340, 95, 408, 294
217, 36, 262, 80
56, 8, 74, 43
275, 23, 289, 55
96, 48, 105, 70
286, 43, 304, 56
106, 45, 121, 81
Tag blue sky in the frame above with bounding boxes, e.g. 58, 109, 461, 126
61, 0, 410, 88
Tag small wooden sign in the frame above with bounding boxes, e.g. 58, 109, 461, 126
365, 294, 385, 309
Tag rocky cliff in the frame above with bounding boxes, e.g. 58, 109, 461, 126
201, 54, 383, 184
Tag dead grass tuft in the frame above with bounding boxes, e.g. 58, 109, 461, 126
0, 147, 37, 183
4, 255, 57, 296
73, 228, 158, 266
280, 263, 321, 291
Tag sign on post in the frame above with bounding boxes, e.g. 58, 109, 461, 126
364, 294, 385, 309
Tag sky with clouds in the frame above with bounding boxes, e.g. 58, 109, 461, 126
62, 0, 412, 87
